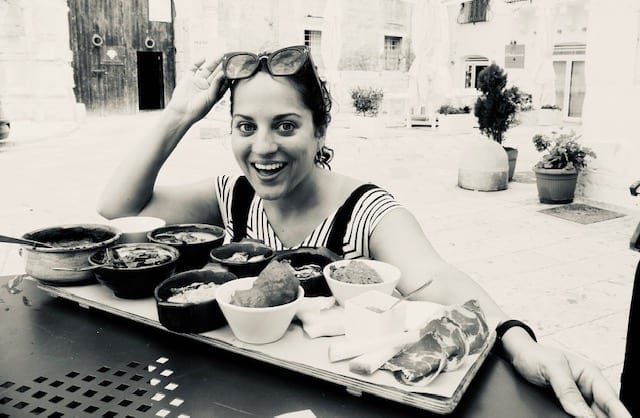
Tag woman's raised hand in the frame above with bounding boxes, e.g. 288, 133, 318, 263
166, 55, 229, 126
510, 341, 631, 417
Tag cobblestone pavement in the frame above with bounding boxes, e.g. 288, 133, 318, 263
1, 111, 638, 393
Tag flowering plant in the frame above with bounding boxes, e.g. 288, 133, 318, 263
533, 129, 596, 171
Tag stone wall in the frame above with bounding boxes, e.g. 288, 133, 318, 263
0, 0, 80, 121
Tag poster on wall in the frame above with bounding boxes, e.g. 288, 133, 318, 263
149, 0, 172, 23
505, 44, 525, 69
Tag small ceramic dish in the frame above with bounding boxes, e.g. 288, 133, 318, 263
154, 269, 238, 333
209, 241, 274, 278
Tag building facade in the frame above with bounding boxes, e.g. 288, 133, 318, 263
1, 0, 639, 207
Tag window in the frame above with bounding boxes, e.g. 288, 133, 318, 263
553, 43, 586, 119
458, 0, 488, 24
384, 36, 402, 71
304, 30, 323, 67
464, 56, 489, 89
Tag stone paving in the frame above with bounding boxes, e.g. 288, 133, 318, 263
1, 111, 638, 393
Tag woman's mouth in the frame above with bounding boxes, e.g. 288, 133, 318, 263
252, 162, 287, 178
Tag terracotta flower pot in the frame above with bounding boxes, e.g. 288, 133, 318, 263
534, 166, 578, 204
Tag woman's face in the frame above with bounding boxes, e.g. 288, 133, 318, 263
231, 72, 321, 200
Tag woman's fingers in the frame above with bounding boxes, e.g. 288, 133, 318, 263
196, 55, 224, 79
189, 57, 206, 74
543, 356, 596, 417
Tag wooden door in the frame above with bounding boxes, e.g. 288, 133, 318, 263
67, 0, 175, 114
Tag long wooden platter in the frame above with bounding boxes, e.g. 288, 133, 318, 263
36, 280, 496, 415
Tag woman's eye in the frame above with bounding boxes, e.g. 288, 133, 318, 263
276, 121, 297, 134
237, 122, 256, 134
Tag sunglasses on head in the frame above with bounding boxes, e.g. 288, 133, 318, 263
223, 45, 323, 88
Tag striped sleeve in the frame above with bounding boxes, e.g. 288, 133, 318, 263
342, 187, 401, 259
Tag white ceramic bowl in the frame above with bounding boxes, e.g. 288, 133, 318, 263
323, 259, 401, 306
108, 216, 166, 243
216, 277, 304, 344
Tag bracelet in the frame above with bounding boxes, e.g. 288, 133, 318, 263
496, 319, 537, 343
493, 320, 537, 359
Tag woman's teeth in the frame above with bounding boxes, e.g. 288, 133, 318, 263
253, 162, 285, 173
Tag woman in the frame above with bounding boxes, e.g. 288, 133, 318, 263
98, 46, 629, 418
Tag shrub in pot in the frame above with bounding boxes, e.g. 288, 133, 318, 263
349, 86, 384, 138
473, 63, 522, 181
532, 129, 596, 204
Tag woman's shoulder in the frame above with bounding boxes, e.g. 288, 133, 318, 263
330, 172, 393, 196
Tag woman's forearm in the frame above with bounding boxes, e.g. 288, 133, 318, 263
97, 109, 192, 219
410, 264, 508, 325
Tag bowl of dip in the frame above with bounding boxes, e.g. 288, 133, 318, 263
154, 269, 238, 333
209, 241, 274, 278
148, 224, 225, 272
89, 243, 179, 299
323, 259, 401, 306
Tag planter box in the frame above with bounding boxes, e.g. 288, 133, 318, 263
349, 114, 384, 139
437, 113, 476, 134
537, 109, 562, 126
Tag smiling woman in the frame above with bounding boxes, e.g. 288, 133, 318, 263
97, 45, 631, 418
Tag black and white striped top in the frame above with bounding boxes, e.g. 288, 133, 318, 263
215, 175, 401, 259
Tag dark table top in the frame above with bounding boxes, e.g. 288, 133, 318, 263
0, 275, 569, 417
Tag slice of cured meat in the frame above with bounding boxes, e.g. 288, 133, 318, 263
381, 332, 447, 386
422, 316, 468, 371
447, 299, 489, 355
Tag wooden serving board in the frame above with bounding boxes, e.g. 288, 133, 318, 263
36, 280, 496, 415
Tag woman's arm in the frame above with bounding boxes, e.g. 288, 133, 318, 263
369, 207, 506, 321
97, 55, 228, 224
369, 208, 630, 418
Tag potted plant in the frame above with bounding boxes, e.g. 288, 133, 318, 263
436, 104, 475, 134
538, 104, 562, 126
474, 63, 522, 181
349, 86, 384, 138
532, 129, 597, 204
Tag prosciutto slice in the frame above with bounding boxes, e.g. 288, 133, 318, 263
422, 316, 468, 371
381, 332, 447, 386
447, 300, 489, 355
380, 299, 490, 386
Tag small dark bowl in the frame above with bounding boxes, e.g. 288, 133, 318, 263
154, 269, 238, 333
273, 247, 341, 297
89, 243, 180, 299
148, 224, 225, 272
209, 241, 274, 278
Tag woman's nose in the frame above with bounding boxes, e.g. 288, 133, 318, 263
251, 130, 277, 154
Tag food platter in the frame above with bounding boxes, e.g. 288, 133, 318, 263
35, 279, 496, 415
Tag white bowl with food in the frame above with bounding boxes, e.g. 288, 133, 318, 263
216, 260, 304, 344
323, 259, 401, 306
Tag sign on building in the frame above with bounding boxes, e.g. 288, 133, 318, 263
505, 44, 525, 69
101, 46, 126, 65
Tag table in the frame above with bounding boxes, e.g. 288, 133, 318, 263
0, 275, 569, 417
